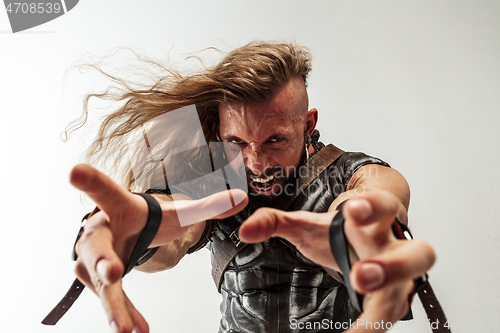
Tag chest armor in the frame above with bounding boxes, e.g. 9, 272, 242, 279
208, 150, 389, 333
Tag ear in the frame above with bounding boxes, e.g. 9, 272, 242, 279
304, 108, 318, 137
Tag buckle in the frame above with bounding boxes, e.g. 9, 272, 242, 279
229, 229, 242, 247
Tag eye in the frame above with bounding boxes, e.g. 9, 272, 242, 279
269, 137, 284, 143
226, 139, 247, 149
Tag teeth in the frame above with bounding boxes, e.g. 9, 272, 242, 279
253, 175, 275, 183
256, 182, 271, 190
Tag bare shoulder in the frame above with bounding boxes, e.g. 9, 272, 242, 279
348, 164, 410, 210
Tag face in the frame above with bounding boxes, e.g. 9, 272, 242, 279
219, 76, 318, 209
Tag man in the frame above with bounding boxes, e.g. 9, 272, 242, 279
66, 42, 435, 333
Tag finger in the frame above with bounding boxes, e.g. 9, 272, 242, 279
76, 212, 124, 286
350, 239, 435, 293
239, 209, 343, 269
168, 189, 248, 227
345, 282, 414, 332
99, 281, 142, 333
342, 192, 401, 254
124, 293, 149, 333
70, 164, 133, 218
239, 208, 328, 246
342, 190, 400, 229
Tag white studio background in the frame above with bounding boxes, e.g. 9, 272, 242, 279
1, 1, 499, 332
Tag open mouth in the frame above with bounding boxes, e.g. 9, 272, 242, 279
249, 174, 279, 195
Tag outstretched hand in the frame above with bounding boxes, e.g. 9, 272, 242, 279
71, 164, 248, 333
239, 189, 435, 332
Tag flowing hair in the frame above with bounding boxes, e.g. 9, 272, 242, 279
66, 41, 312, 191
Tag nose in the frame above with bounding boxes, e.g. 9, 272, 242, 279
245, 145, 270, 176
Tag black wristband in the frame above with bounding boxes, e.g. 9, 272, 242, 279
124, 192, 163, 275
329, 207, 363, 312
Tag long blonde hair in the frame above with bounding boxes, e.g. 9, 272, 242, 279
67, 41, 312, 191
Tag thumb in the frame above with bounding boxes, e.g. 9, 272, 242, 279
239, 209, 325, 244
95, 258, 123, 285
170, 189, 248, 227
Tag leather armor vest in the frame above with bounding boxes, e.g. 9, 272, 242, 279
209, 149, 389, 333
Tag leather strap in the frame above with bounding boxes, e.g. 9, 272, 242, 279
42, 192, 162, 326
285, 144, 344, 210
41, 278, 85, 325
329, 207, 451, 332
416, 281, 451, 333
211, 226, 247, 292
329, 209, 364, 312
187, 220, 216, 254
211, 144, 345, 291
125, 192, 162, 275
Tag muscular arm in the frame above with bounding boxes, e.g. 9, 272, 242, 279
329, 164, 410, 224
134, 192, 207, 272
134, 224, 205, 272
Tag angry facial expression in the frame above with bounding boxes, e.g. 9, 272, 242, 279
219, 76, 318, 208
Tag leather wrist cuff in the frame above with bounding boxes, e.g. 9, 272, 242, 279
124, 192, 162, 275
329, 207, 364, 311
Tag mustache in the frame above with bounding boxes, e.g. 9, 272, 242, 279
246, 166, 285, 179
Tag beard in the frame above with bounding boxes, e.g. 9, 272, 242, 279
245, 143, 307, 214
